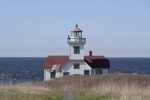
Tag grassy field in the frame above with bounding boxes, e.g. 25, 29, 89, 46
1, 74, 150, 100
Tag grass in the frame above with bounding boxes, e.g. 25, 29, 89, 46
76, 90, 120, 100
0, 83, 63, 100
1, 74, 150, 100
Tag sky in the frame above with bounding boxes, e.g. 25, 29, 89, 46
0, 0, 150, 57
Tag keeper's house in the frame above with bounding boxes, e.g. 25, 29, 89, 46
43, 25, 110, 81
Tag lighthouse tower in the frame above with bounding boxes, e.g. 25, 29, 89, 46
67, 24, 86, 60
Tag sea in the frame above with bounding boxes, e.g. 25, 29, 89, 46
0, 57, 150, 84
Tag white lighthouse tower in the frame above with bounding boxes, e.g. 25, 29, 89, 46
67, 24, 86, 60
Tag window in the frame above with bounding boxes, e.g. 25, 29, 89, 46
96, 69, 102, 75
51, 70, 56, 78
75, 33, 78, 37
74, 46, 80, 54
84, 70, 90, 75
63, 72, 69, 76
79, 33, 82, 37
74, 64, 80, 69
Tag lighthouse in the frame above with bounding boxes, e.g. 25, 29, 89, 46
67, 24, 86, 60
43, 24, 110, 81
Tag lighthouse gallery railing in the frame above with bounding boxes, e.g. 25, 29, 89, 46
67, 38, 86, 45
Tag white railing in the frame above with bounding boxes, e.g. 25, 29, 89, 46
67, 38, 86, 45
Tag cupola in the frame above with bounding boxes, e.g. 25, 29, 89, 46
67, 24, 86, 45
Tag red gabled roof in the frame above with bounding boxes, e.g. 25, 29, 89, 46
84, 56, 110, 68
43, 55, 110, 69
43, 56, 69, 68
84, 56, 106, 62
71, 24, 82, 32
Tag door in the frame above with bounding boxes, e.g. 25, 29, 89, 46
51, 70, 56, 78
96, 69, 102, 75
84, 70, 90, 75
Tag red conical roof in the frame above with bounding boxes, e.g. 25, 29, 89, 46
71, 24, 82, 32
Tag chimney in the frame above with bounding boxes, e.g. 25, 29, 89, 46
89, 51, 92, 56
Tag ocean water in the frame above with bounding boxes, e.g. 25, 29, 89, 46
0, 57, 150, 84
109, 58, 150, 74
0, 57, 44, 84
